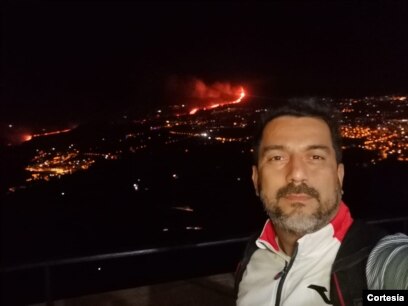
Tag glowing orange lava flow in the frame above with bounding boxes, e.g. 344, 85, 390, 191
189, 108, 199, 115
32, 128, 73, 138
231, 87, 245, 104
189, 87, 245, 115
23, 134, 33, 142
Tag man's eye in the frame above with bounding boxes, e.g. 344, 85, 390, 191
268, 156, 283, 161
311, 155, 324, 160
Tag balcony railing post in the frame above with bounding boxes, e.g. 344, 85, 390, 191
44, 265, 54, 306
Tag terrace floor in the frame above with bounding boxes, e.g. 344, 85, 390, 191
31, 273, 236, 306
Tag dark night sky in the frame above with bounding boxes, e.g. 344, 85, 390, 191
2, 1, 408, 128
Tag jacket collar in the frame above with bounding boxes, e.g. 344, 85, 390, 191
256, 202, 354, 254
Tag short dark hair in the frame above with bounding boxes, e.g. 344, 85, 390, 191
252, 98, 343, 165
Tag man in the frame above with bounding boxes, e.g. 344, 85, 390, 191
236, 99, 408, 306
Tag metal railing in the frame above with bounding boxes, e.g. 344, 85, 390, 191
1, 217, 408, 306
1, 237, 249, 306
2, 237, 250, 273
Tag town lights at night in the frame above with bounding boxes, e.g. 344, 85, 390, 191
4, 93, 407, 190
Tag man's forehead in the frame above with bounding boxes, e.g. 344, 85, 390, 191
261, 116, 333, 145
263, 116, 330, 134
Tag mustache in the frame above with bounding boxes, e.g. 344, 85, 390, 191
276, 182, 320, 200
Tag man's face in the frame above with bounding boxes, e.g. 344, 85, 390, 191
252, 116, 344, 236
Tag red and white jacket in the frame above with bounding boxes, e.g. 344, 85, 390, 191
237, 202, 353, 306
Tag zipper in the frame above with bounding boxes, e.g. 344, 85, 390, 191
275, 245, 298, 306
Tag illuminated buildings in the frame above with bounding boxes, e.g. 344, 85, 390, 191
5, 94, 408, 191
338, 95, 408, 162
25, 146, 119, 182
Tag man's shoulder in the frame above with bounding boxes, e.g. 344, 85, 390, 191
346, 219, 388, 238
340, 220, 387, 250
234, 231, 260, 293
332, 220, 388, 271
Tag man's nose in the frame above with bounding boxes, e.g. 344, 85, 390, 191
286, 156, 308, 184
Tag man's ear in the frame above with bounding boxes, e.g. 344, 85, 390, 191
337, 163, 345, 188
252, 166, 259, 196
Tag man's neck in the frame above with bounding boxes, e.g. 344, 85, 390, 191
275, 227, 303, 257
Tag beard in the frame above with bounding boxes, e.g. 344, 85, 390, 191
259, 182, 342, 236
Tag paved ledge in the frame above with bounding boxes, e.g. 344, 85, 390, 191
31, 273, 236, 306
